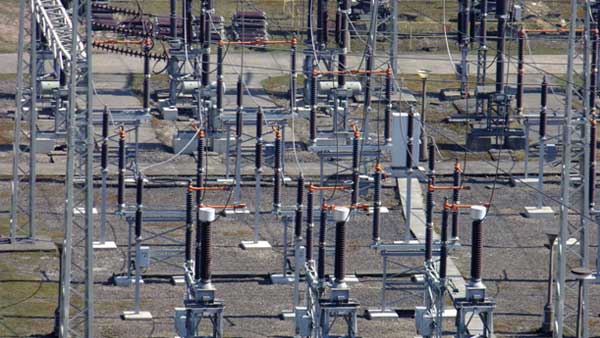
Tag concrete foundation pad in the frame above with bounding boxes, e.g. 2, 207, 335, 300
270, 273, 295, 284
93, 241, 117, 250
280, 310, 295, 320
514, 177, 539, 186
171, 275, 185, 285
365, 309, 399, 320
0, 239, 56, 252
367, 207, 389, 215
524, 206, 555, 219
122, 310, 153, 321
224, 208, 250, 215
240, 240, 272, 250
73, 207, 98, 215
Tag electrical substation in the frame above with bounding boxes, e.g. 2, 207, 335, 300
1, 0, 600, 337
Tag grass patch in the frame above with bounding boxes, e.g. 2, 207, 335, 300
0, 251, 58, 337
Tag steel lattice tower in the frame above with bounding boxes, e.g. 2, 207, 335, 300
58, 0, 95, 336
554, 0, 593, 337
10, 0, 39, 243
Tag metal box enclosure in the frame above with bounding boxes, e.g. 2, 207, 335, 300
391, 112, 421, 171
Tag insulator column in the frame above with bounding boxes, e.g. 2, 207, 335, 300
425, 178, 434, 263
516, 28, 525, 114
310, 69, 318, 143
295, 177, 305, 239
184, 0, 193, 44
495, 0, 507, 94
451, 160, 462, 240
235, 77, 243, 204
537, 77, 548, 209
440, 199, 450, 280
196, 130, 205, 204
333, 207, 350, 285
469, 206, 487, 286
318, 205, 327, 281
135, 175, 144, 256
201, 0, 212, 90
590, 119, 597, 210
591, 28, 599, 109
407, 108, 414, 169
290, 37, 298, 111
351, 127, 360, 206
101, 108, 109, 173
273, 128, 282, 212
372, 164, 383, 243
185, 184, 193, 262
117, 128, 126, 212
337, 0, 349, 88
384, 69, 392, 143
143, 43, 151, 113
216, 41, 224, 119
170, 0, 177, 39
198, 208, 216, 286
306, 188, 314, 261
255, 109, 264, 171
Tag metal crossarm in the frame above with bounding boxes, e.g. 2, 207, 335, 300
32, 0, 85, 71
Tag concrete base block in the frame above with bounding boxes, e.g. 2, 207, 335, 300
367, 207, 389, 215
73, 207, 98, 215
122, 310, 153, 321
171, 275, 185, 285
270, 273, 295, 284
161, 106, 178, 121
224, 208, 250, 215
280, 310, 295, 320
365, 309, 399, 320
114, 275, 144, 287
240, 240, 272, 250
212, 137, 235, 153
524, 206, 555, 219
514, 177, 540, 186
93, 241, 117, 250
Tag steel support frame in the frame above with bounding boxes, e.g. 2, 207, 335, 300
554, 1, 592, 337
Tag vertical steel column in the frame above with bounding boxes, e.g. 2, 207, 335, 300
458, 0, 470, 97
10, 0, 28, 242
475, 0, 488, 115
337, 0, 349, 131
389, 0, 398, 77
28, 5, 39, 239
419, 75, 428, 161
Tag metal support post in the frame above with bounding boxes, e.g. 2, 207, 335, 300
273, 127, 283, 213
542, 228, 558, 334
95, 107, 116, 249
234, 77, 243, 204
117, 127, 126, 213
404, 108, 414, 241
